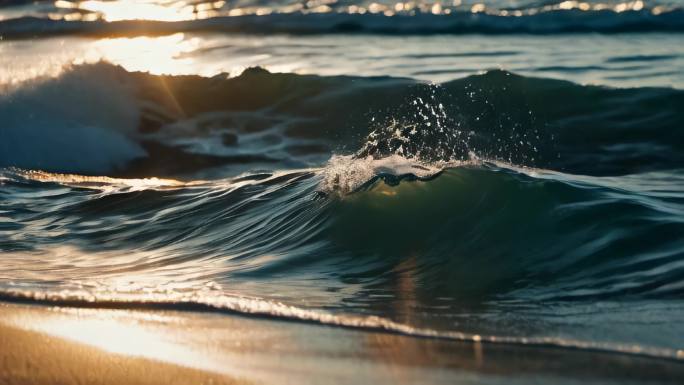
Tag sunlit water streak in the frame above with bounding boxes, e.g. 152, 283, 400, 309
3, 0, 679, 22
2, 33, 683, 90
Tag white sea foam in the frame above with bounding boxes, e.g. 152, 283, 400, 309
2, 287, 682, 362
0, 63, 144, 174
319, 154, 478, 194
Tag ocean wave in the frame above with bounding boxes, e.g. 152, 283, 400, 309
2, 60, 684, 354
2, 7, 684, 39
3, 0, 684, 368
1, 62, 683, 176
0, 64, 144, 174
2, 160, 683, 302
2, 147, 684, 352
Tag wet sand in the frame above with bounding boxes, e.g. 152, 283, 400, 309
1, 302, 684, 385
0, 319, 243, 385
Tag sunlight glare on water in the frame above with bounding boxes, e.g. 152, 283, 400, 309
87, 33, 200, 75
53, 0, 221, 22
43, 0, 675, 22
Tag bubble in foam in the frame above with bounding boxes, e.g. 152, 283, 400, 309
319, 154, 476, 194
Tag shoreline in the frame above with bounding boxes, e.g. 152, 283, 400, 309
2, 301, 684, 385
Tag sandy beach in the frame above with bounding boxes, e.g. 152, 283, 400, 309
0, 311, 243, 385
1, 302, 684, 385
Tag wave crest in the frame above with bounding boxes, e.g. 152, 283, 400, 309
2, 62, 683, 177
2, 7, 684, 38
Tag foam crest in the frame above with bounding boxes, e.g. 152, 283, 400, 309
319, 154, 455, 194
0, 63, 144, 175
1, 288, 682, 362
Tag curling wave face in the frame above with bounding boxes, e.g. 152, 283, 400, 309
2, 160, 684, 358
1, 62, 684, 360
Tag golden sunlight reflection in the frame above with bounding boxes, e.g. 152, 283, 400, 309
56, 0, 191, 22
40, 0, 674, 23
80, 0, 192, 21
18, 169, 187, 190
83, 33, 199, 75
1, 34, 208, 90
40, 317, 187, 357
84, 33, 304, 77
5, 308, 212, 370
83, 32, 299, 77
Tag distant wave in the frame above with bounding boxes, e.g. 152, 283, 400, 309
1, 8, 684, 39
1, 62, 683, 176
